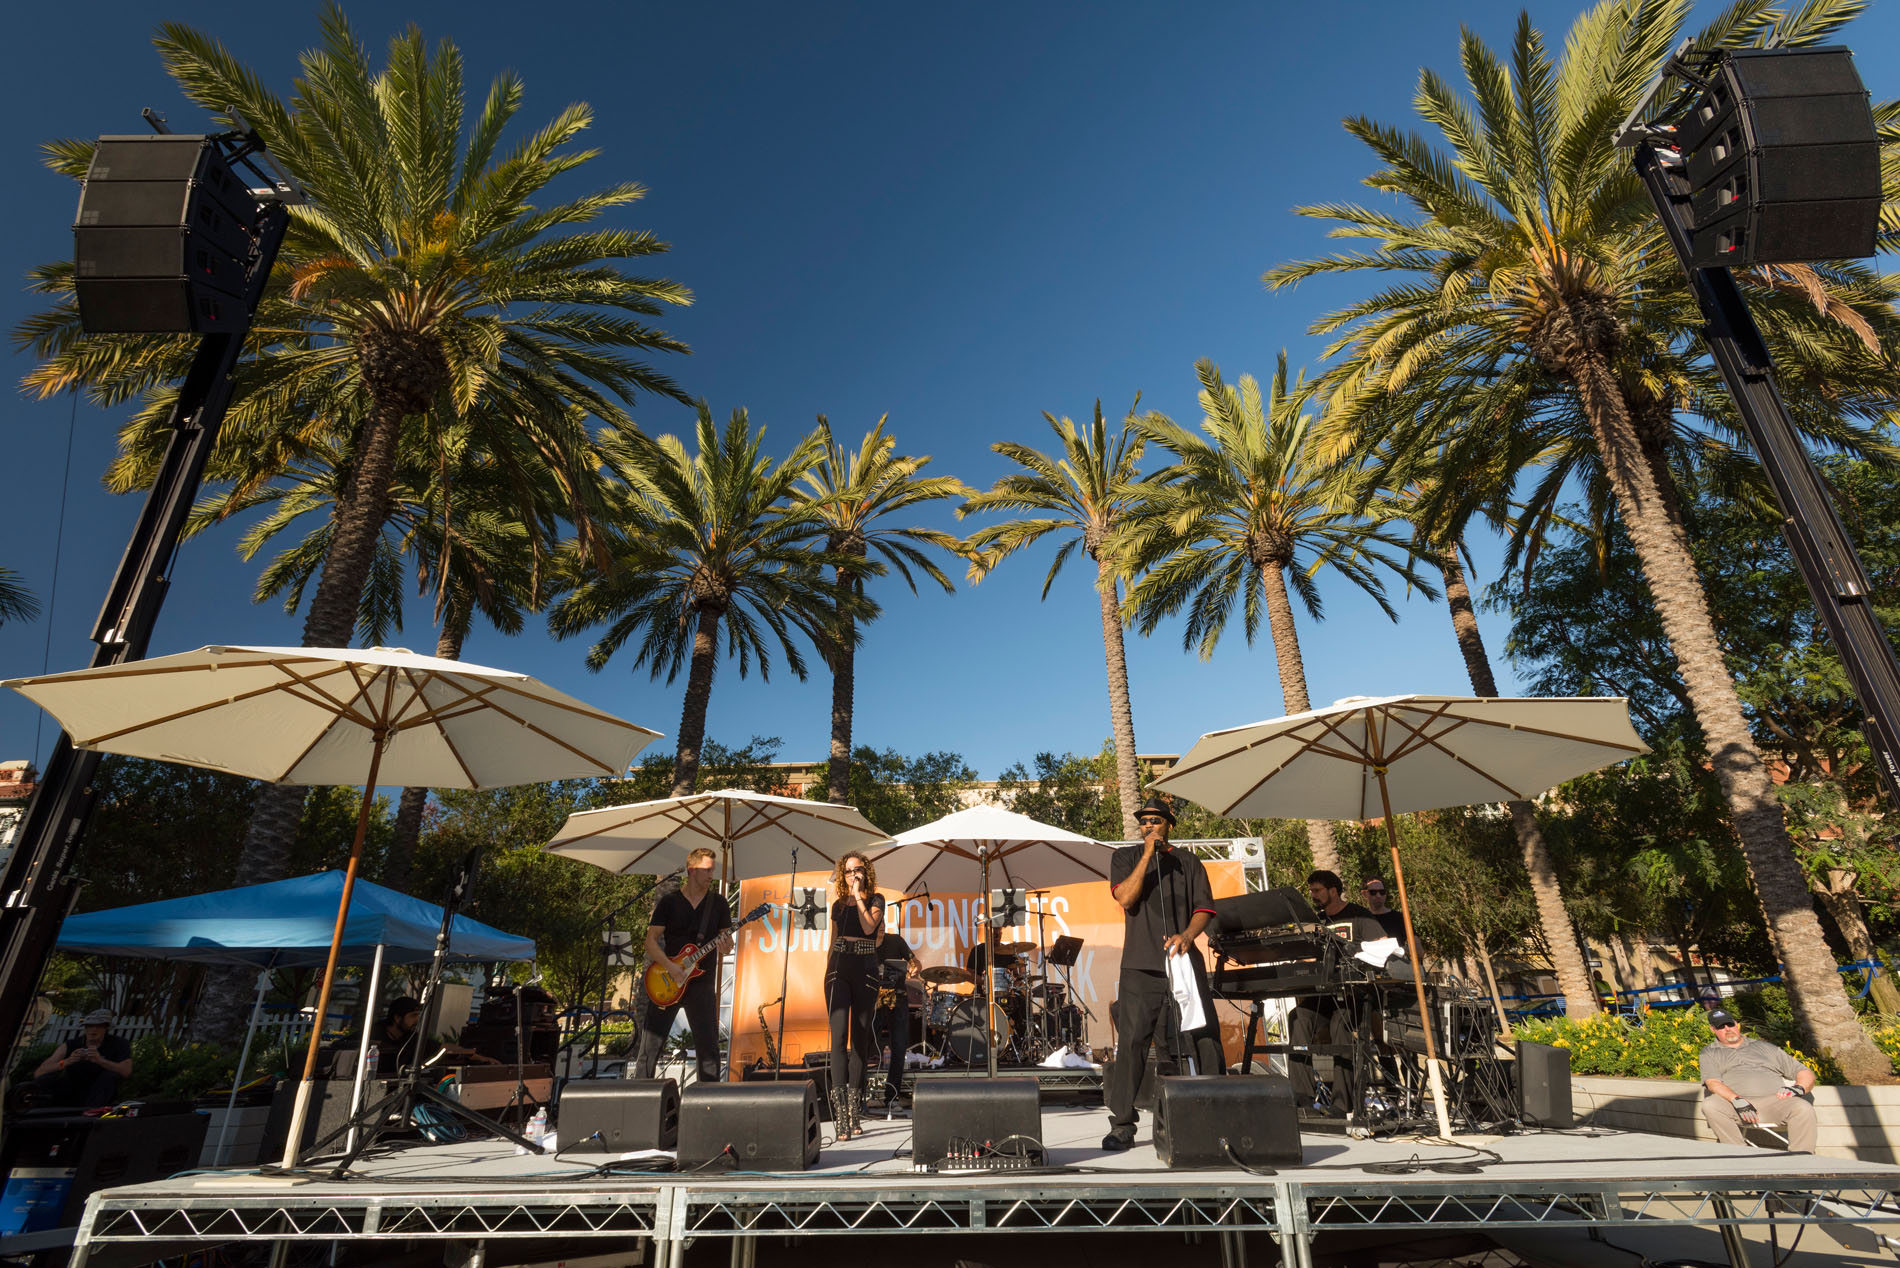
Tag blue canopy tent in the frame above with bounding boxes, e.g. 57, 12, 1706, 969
57, 871, 535, 1164
57, 870, 535, 966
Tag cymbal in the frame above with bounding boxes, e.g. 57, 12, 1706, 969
920, 965, 974, 986
995, 941, 1036, 955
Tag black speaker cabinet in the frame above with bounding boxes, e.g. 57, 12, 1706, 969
73, 134, 262, 333
259, 1076, 397, 1159
1679, 48, 1879, 266
741, 1063, 833, 1120
1516, 1040, 1573, 1128
911, 1076, 1043, 1168
1154, 1075, 1302, 1169
558, 1080, 678, 1153
676, 1082, 820, 1171
0, 1111, 207, 1232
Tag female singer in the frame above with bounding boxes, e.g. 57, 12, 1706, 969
825, 850, 884, 1139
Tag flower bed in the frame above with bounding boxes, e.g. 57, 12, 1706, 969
1512, 1006, 1900, 1084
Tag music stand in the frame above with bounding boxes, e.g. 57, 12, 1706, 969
1045, 935, 1091, 1050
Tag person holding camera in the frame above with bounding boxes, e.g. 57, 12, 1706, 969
31, 1008, 134, 1108
1699, 1007, 1816, 1152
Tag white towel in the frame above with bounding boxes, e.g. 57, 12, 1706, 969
1354, 936, 1404, 969
1167, 952, 1207, 1031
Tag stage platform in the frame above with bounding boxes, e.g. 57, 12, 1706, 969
67, 1105, 1900, 1268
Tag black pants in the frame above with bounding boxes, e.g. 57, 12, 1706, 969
874, 1003, 913, 1102
826, 951, 879, 1095
633, 975, 722, 1084
1106, 964, 1224, 1130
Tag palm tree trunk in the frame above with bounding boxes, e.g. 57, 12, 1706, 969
671, 606, 722, 797
1815, 868, 1900, 1017
1258, 564, 1340, 874
383, 622, 467, 890
1439, 555, 1599, 1019
826, 578, 857, 805
1564, 328, 1887, 1081
199, 399, 415, 1044
1095, 562, 1142, 841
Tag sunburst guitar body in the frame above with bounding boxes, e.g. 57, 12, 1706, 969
642, 902, 773, 1008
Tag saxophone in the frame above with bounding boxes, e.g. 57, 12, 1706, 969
757, 995, 783, 1070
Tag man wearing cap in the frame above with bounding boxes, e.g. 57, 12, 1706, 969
31, 1008, 133, 1108
1699, 1008, 1816, 1152
1102, 797, 1224, 1152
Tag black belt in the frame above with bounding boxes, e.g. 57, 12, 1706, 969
833, 936, 878, 955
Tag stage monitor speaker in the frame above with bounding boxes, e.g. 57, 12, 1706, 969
910, 1076, 1043, 1169
73, 134, 262, 333
676, 1082, 819, 1171
1154, 1074, 1302, 1170
1678, 48, 1879, 266
1516, 1040, 1573, 1128
741, 1063, 832, 1121
557, 1080, 678, 1153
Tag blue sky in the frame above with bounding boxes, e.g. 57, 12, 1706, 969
4, 1, 1897, 780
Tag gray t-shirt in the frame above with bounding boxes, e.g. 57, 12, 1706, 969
1698, 1036, 1804, 1100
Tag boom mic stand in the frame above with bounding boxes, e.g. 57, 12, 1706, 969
774, 859, 827, 1070
503, 972, 544, 1119
303, 850, 543, 1176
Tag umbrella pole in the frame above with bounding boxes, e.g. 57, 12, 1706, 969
1373, 766, 1454, 1140
215, 967, 271, 1166
280, 739, 387, 1169
343, 942, 387, 1155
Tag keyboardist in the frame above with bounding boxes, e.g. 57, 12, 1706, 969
373, 996, 498, 1071
1288, 871, 1373, 1113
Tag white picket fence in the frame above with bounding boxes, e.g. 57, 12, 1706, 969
37, 1009, 342, 1050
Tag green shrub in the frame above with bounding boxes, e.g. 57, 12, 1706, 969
1515, 1000, 1900, 1085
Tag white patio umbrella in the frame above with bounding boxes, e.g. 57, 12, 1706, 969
6, 644, 658, 1167
548, 789, 890, 881
869, 805, 1116, 1077
547, 790, 892, 1078
1153, 693, 1646, 1137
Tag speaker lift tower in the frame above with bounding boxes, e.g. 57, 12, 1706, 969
1618, 45, 1900, 811
0, 122, 293, 1057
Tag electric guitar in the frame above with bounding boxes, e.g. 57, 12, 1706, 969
643, 902, 773, 1008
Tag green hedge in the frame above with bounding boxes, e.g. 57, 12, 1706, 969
1514, 1005, 1900, 1085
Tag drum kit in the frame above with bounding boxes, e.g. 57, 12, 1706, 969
909, 931, 1088, 1066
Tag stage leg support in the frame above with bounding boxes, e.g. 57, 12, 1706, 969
1273, 1180, 1313, 1268
1219, 1207, 1250, 1268
1711, 1196, 1756, 1268
728, 1235, 757, 1268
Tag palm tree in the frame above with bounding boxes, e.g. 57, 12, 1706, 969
795, 417, 971, 804
1122, 358, 1436, 875
211, 429, 560, 887
16, 8, 689, 927
961, 403, 1150, 840
0, 570, 40, 628
1266, 0, 1898, 1076
549, 409, 873, 796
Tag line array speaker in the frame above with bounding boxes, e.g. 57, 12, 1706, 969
74, 134, 263, 333
910, 1076, 1043, 1168
557, 1079, 679, 1153
1153, 1074, 1302, 1169
1677, 48, 1879, 266
675, 1082, 820, 1171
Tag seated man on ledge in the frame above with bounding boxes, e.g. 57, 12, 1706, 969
1698, 1007, 1816, 1153
30, 1008, 134, 1108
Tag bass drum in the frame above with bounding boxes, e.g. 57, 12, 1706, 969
944, 997, 1014, 1065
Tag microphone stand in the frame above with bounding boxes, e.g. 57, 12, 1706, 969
591, 893, 647, 1078
504, 974, 543, 1118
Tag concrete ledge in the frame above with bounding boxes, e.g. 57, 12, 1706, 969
1573, 1074, 1900, 1164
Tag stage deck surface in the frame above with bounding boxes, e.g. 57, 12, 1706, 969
69, 1106, 1900, 1268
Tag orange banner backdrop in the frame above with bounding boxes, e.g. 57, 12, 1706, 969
728, 860, 1250, 1076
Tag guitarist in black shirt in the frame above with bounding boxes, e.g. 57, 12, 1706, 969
632, 848, 733, 1083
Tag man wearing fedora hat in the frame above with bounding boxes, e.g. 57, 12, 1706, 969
1101, 796, 1224, 1151
31, 1008, 133, 1108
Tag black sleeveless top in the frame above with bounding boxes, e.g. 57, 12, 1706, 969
830, 893, 885, 951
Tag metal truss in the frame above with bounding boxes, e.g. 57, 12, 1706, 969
67, 1168, 1900, 1268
